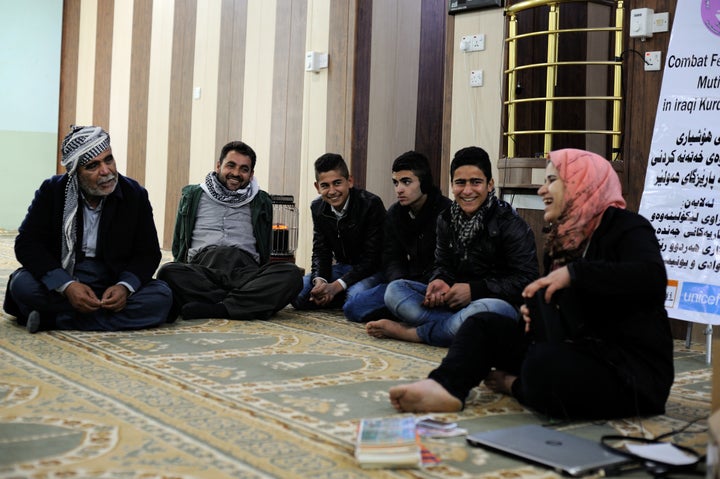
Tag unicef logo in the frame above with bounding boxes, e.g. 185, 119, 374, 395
702, 0, 720, 35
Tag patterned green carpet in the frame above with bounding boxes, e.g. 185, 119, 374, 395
0, 233, 711, 478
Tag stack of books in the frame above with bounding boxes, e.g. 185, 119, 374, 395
354, 416, 422, 469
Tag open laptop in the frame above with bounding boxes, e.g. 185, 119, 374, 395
466, 424, 635, 477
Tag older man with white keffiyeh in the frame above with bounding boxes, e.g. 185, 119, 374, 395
4, 125, 172, 333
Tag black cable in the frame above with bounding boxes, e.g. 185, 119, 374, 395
654, 415, 707, 441
612, 49, 652, 162
599, 415, 707, 477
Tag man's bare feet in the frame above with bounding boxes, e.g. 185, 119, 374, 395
365, 319, 421, 342
389, 379, 463, 413
483, 370, 517, 395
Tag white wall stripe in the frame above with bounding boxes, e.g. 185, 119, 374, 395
145, 0, 176, 246
189, 0, 223, 184
242, 0, 277, 190
75, 0, 98, 124
109, 0, 133, 175
296, 0, 330, 270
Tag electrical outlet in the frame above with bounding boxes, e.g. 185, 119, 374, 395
461, 34, 485, 52
470, 70, 483, 87
645, 51, 661, 71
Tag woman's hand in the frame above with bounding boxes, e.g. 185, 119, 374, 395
522, 266, 571, 304
520, 303, 531, 333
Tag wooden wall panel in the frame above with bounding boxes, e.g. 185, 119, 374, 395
440, 14, 454, 194
327, 0, 354, 160
623, 0, 676, 213
57, 0, 81, 171
163, 0, 197, 246
416, 0, 447, 187
269, 0, 307, 198
349, 1, 372, 188
92, 0, 114, 129
364, 1, 420, 201
127, 0, 153, 184
215, 0, 248, 154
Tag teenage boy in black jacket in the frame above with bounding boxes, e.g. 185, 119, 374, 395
292, 153, 386, 310
344, 151, 451, 322
367, 146, 539, 347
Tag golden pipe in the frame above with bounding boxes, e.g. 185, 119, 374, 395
506, 26, 620, 42
506, 0, 616, 15
612, 1, 624, 158
544, 4, 559, 153
507, 13, 518, 157
507, 60, 621, 74
504, 129, 622, 136
506, 95, 622, 104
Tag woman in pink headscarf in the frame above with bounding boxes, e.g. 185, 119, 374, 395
388, 149, 674, 420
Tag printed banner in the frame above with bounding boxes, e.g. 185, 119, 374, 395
639, 0, 720, 324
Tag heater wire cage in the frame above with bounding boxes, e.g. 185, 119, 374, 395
270, 195, 299, 262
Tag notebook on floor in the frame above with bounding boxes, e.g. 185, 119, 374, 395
466, 424, 635, 477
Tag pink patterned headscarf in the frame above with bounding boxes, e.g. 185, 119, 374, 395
546, 149, 625, 264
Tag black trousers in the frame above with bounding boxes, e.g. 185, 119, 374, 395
428, 312, 647, 420
158, 246, 302, 320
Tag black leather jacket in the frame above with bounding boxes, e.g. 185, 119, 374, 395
432, 199, 539, 307
310, 187, 386, 287
383, 188, 451, 283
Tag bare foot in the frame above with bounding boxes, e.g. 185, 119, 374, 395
366, 319, 421, 342
389, 379, 463, 413
484, 370, 517, 395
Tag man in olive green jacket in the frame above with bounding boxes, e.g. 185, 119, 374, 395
158, 141, 302, 321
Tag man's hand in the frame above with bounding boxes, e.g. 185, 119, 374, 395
423, 279, 450, 308
101, 284, 130, 312
309, 280, 342, 306
443, 282, 471, 309
64, 282, 102, 313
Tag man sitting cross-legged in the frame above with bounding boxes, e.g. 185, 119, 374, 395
157, 141, 302, 321
4, 125, 172, 333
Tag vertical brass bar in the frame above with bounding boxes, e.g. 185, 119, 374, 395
544, 3, 558, 154
612, 1, 624, 158
507, 13, 518, 157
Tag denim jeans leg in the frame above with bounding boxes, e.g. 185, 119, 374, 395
291, 273, 315, 309
343, 282, 388, 322
291, 263, 353, 310
384, 279, 450, 327
420, 298, 519, 347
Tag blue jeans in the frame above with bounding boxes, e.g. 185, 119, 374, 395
291, 263, 383, 310
384, 279, 519, 347
343, 282, 389, 322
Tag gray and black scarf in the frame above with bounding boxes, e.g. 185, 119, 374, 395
449, 189, 497, 259
201, 172, 259, 207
